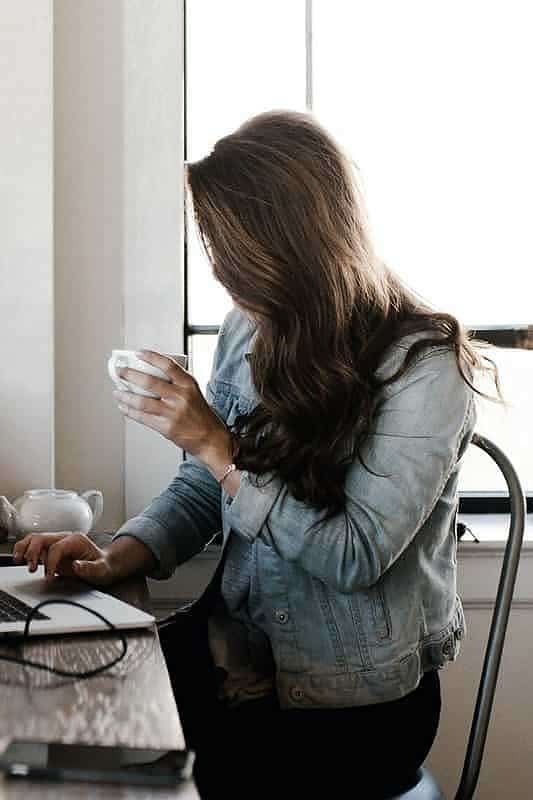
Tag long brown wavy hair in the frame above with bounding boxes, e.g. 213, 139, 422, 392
186, 110, 501, 524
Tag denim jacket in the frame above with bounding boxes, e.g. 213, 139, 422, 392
113, 308, 476, 708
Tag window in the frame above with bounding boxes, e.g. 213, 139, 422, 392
184, 0, 532, 503
184, 0, 307, 393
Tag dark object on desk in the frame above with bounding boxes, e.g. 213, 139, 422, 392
0, 554, 15, 566
0, 740, 195, 787
456, 522, 479, 543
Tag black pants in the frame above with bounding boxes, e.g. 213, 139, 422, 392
159, 609, 441, 800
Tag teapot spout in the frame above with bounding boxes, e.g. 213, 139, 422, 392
0, 496, 19, 541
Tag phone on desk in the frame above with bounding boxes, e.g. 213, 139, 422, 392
0, 740, 195, 787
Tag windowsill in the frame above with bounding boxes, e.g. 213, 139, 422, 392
191, 513, 533, 562
144, 514, 533, 608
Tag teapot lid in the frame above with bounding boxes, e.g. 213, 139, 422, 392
24, 489, 77, 498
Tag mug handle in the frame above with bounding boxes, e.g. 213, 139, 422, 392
109, 355, 131, 391
81, 490, 104, 531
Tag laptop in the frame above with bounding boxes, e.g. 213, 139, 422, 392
0, 565, 154, 637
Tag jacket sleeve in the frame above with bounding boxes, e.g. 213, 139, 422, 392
225, 347, 476, 592
111, 450, 222, 579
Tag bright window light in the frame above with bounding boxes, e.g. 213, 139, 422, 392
186, 1, 532, 494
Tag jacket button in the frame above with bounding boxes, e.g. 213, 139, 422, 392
290, 687, 305, 702
442, 639, 453, 656
274, 610, 289, 624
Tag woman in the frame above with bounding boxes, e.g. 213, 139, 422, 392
15, 111, 499, 799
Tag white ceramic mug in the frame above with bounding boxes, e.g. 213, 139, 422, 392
107, 350, 188, 398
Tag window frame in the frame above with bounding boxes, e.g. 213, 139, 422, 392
182, 0, 532, 513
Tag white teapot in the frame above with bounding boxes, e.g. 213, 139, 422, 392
0, 489, 103, 541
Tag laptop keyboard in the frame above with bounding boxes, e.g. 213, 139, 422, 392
0, 590, 50, 622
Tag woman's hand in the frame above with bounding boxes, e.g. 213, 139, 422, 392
13, 532, 116, 585
113, 350, 234, 466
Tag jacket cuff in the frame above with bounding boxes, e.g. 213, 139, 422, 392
225, 470, 282, 541
112, 515, 176, 580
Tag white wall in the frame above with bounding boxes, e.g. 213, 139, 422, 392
0, 2, 54, 493
53, 0, 184, 531
2, 1, 183, 527
54, 0, 125, 530
121, 0, 185, 521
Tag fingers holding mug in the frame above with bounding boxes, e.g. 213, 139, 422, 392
107, 349, 188, 399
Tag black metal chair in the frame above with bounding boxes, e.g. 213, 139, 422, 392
387, 433, 526, 800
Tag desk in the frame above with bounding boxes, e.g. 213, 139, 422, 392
0, 535, 199, 799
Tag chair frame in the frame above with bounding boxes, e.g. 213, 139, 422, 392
454, 433, 526, 799
388, 433, 526, 800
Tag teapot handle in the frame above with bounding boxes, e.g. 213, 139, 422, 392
81, 490, 104, 531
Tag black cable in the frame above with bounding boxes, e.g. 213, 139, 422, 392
0, 599, 128, 679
